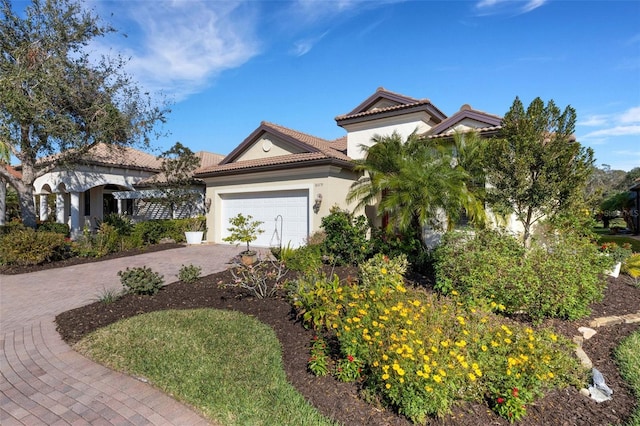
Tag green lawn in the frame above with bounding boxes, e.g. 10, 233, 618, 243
75, 309, 337, 426
615, 330, 640, 426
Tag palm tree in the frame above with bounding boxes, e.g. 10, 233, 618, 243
347, 131, 485, 241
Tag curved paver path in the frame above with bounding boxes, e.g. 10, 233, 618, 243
1, 244, 239, 425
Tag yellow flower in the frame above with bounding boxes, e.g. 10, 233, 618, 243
425, 386, 433, 392
455, 340, 467, 348
548, 372, 555, 379
481, 345, 488, 352
468, 373, 477, 382
433, 375, 442, 383
382, 373, 389, 380
549, 333, 558, 342
381, 267, 388, 275
504, 338, 512, 344
440, 340, 449, 347
385, 383, 391, 389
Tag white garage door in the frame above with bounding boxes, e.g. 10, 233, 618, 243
220, 190, 309, 248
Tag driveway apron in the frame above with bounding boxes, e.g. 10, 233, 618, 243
1, 244, 239, 425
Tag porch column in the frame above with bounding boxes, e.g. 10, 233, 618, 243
39, 195, 49, 221
56, 193, 65, 224
70, 191, 80, 239
117, 199, 124, 215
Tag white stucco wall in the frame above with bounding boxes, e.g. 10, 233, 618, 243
343, 112, 434, 160
236, 135, 306, 162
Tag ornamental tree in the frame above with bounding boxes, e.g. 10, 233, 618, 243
484, 97, 594, 247
0, 0, 168, 228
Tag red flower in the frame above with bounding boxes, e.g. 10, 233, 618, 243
347, 355, 354, 362
512, 388, 519, 397
497, 397, 505, 404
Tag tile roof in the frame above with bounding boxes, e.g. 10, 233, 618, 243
196, 122, 353, 177
425, 104, 502, 137
335, 87, 447, 123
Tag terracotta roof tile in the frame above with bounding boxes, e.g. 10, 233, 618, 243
197, 152, 349, 176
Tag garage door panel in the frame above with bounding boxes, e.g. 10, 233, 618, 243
221, 190, 309, 248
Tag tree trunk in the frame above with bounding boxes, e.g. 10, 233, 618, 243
17, 181, 37, 228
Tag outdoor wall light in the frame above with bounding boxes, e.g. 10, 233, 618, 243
313, 193, 323, 213
205, 197, 212, 212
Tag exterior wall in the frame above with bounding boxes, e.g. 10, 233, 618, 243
235, 135, 305, 162
203, 165, 359, 245
343, 112, 434, 160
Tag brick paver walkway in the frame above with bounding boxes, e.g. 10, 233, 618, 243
1, 244, 239, 425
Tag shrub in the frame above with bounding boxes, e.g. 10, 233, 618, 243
0, 228, 70, 266
622, 253, 640, 283
132, 220, 172, 245
222, 258, 288, 298
370, 227, 431, 273
102, 213, 134, 236
320, 206, 370, 266
118, 266, 164, 295
433, 229, 610, 321
178, 264, 202, 283
284, 244, 323, 274
95, 287, 121, 304
291, 254, 583, 422
37, 221, 69, 236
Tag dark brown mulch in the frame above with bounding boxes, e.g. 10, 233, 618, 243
54, 265, 640, 426
0, 243, 184, 275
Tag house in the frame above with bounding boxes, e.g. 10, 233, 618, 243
6, 87, 508, 244
28, 144, 223, 236
196, 87, 505, 248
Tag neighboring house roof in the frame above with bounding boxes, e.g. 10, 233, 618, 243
132, 150, 225, 186
335, 87, 448, 127
2, 164, 22, 180
425, 104, 503, 138
19, 143, 165, 172
196, 121, 352, 178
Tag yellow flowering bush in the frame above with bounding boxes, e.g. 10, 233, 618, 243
290, 254, 584, 423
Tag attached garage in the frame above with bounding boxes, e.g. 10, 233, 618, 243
220, 189, 310, 248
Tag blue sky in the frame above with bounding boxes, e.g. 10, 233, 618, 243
16, 0, 640, 171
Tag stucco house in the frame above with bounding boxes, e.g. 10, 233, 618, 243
25, 144, 223, 236
196, 87, 505, 248
5, 87, 511, 244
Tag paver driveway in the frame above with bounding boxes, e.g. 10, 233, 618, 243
1, 244, 239, 425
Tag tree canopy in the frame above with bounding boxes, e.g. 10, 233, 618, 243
0, 0, 168, 227
484, 97, 594, 246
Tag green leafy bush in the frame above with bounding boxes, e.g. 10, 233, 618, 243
284, 244, 323, 274
320, 206, 370, 266
118, 266, 164, 295
102, 213, 134, 236
131, 220, 173, 245
434, 229, 610, 321
0, 228, 70, 266
37, 222, 69, 236
178, 264, 202, 283
370, 227, 431, 273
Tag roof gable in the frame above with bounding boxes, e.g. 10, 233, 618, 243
197, 122, 351, 177
425, 105, 502, 137
220, 121, 348, 165
335, 87, 447, 127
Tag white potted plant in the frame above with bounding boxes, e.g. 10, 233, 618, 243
223, 213, 264, 265
184, 215, 206, 245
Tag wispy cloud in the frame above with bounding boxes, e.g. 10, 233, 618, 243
94, 1, 260, 101
291, 31, 329, 56
474, 0, 548, 16
579, 106, 640, 139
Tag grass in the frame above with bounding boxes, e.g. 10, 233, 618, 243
75, 309, 337, 426
593, 225, 640, 253
615, 330, 640, 426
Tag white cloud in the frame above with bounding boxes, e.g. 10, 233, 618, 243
620, 106, 640, 124
94, 1, 260, 101
291, 31, 329, 57
475, 0, 548, 15
582, 125, 640, 139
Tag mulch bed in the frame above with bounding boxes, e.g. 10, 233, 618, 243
52, 261, 640, 426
